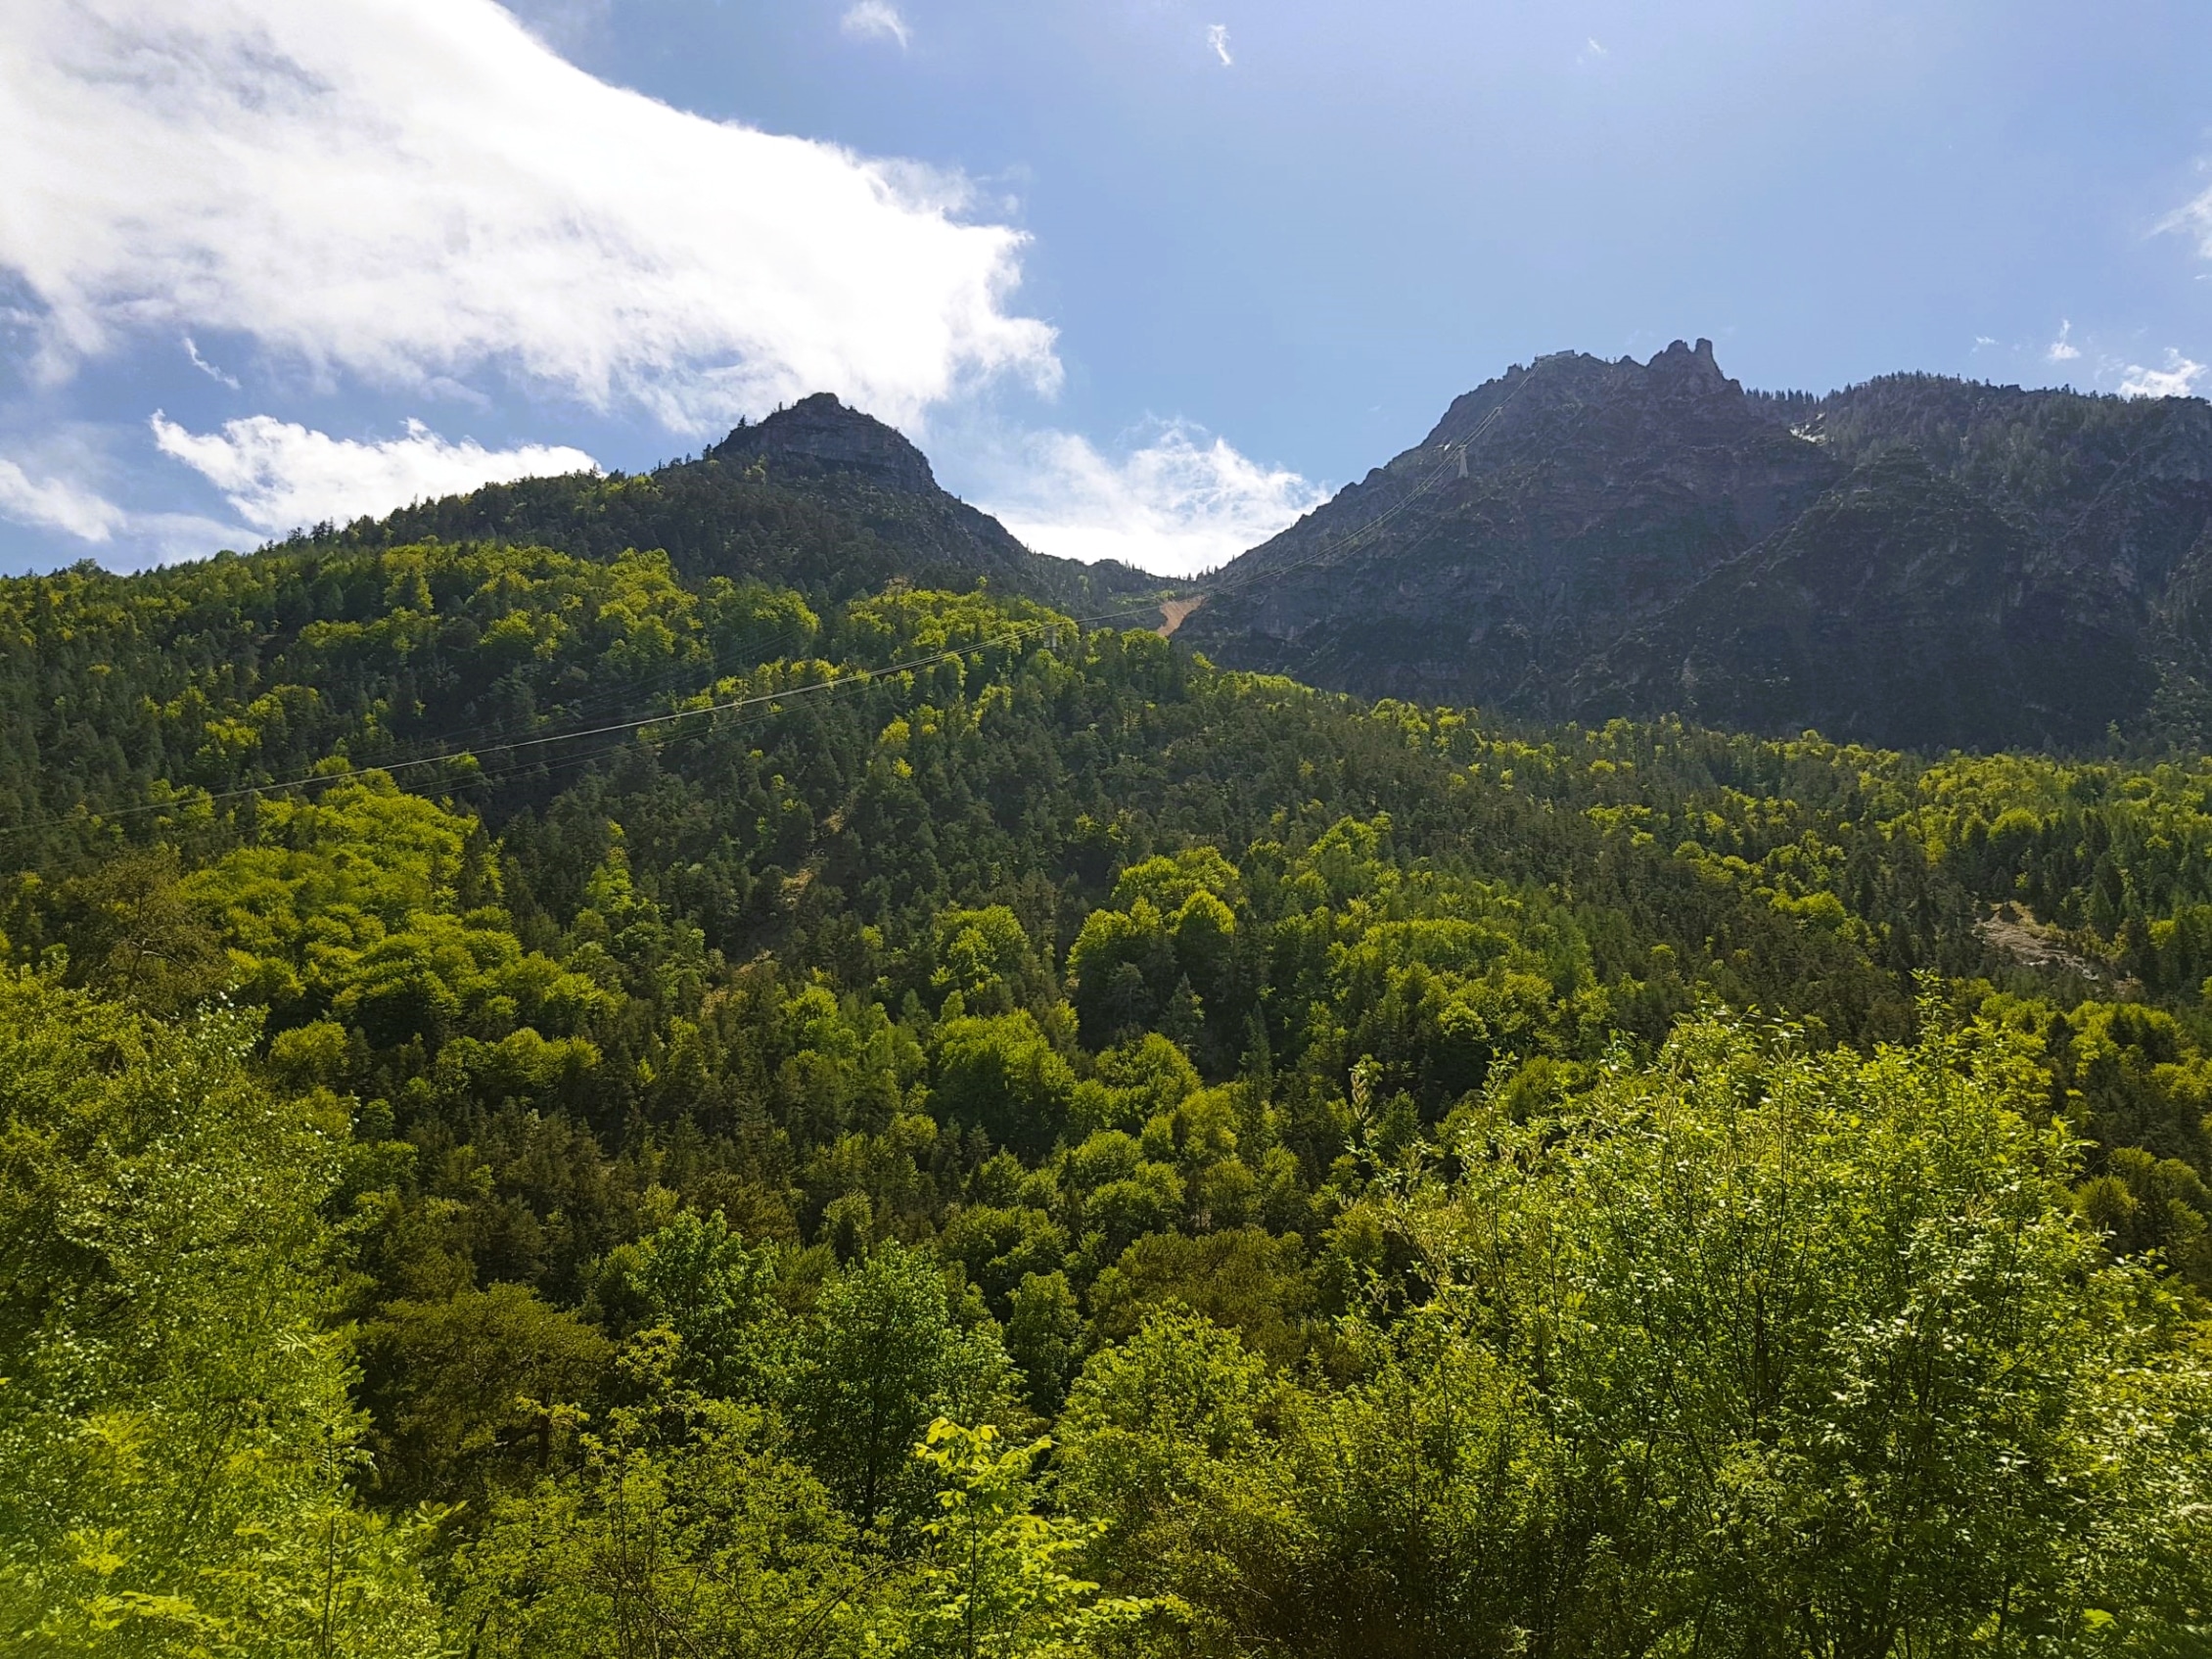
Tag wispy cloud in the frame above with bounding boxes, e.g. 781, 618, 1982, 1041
153, 413, 599, 533
0, 0, 1053, 433
975, 421, 1325, 577
2046, 320, 2080, 363
1206, 23, 1233, 67
1578, 36, 1608, 62
2161, 178, 2212, 259
184, 336, 240, 390
0, 441, 249, 568
2118, 350, 2206, 399
841, 1, 910, 49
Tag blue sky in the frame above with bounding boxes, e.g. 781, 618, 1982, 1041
2, 0, 2209, 576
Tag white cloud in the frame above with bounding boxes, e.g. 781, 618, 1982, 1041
153, 413, 598, 533
2118, 350, 2207, 400
976, 422, 1326, 578
2047, 320, 2080, 363
1206, 23, 1233, 66
184, 335, 240, 390
842, 1, 911, 48
0, 443, 248, 567
1579, 36, 1608, 61
0, 456, 129, 542
0, 0, 1054, 433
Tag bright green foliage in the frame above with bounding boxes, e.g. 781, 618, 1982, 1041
181, 772, 612, 1048
451, 1385, 868, 1659
1072, 1034, 1200, 1135
894, 1421, 1165, 1659
9, 551, 2212, 1655
590, 1209, 778, 1396
0, 542, 820, 860
0, 972, 437, 1655
787, 1243, 1015, 1526
843, 586, 1067, 665
1056, 1311, 1293, 1640
1063, 1012, 2212, 1655
1109, 849, 1244, 916
931, 1012, 1078, 1157
1067, 895, 1227, 1052
1454, 1008, 2212, 1651
777, 978, 932, 1155
935, 905, 1045, 1015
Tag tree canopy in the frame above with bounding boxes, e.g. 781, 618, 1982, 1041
3, 536, 2210, 1654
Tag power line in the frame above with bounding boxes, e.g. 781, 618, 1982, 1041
1, 362, 1549, 844
0, 617, 1060, 841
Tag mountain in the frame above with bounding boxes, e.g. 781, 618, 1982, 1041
1179, 342, 2212, 750
311, 392, 1167, 613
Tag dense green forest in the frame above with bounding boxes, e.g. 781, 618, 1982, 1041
4, 535, 2212, 1654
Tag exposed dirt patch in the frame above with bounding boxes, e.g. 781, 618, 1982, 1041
1157, 596, 1206, 637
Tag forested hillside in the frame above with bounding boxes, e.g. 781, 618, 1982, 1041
4, 527, 2212, 1654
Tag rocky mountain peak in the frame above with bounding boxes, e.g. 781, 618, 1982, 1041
709, 392, 939, 494
1418, 339, 1753, 455
1180, 346, 2212, 751
1648, 335, 1731, 390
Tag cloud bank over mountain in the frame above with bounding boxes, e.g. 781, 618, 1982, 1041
151, 415, 600, 535
974, 422, 1326, 578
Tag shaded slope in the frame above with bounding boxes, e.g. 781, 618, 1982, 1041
1585, 450, 2151, 750
1184, 345, 2212, 751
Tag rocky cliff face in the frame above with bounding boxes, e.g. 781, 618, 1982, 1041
1182, 344, 2212, 751
708, 392, 944, 495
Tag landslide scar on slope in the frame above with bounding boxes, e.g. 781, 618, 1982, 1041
1158, 595, 1206, 637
